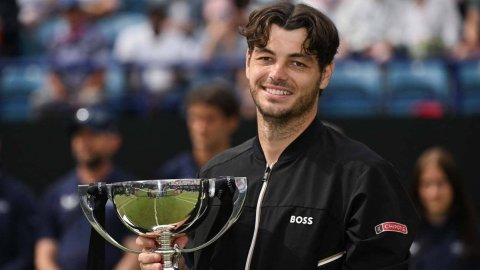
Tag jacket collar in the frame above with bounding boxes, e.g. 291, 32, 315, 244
253, 117, 324, 164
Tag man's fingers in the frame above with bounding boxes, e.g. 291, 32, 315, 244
138, 252, 163, 270
173, 234, 189, 249
136, 236, 158, 249
139, 262, 163, 270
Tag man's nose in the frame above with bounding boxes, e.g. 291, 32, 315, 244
268, 62, 288, 81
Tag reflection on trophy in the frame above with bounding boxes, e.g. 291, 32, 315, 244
78, 176, 247, 270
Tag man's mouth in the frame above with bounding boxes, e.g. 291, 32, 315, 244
265, 88, 292, 96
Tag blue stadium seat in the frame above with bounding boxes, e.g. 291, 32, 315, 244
95, 12, 147, 48
457, 60, 480, 115
20, 17, 67, 56
318, 60, 383, 118
0, 61, 47, 121
385, 60, 450, 117
1, 63, 46, 94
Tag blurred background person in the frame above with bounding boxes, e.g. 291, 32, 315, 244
113, 0, 197, 113
31, 0, 109, 118
392, 0, 462, 60
194, 0, 248, 62
35, 106, 139, 270
157, 80, 239, 179
187, 0, 249, 87
294, 0, 340, 18
0, 138, 36, 270
334, 0, 403, 63
454, 0, 480, 59
409, 146, 480, 270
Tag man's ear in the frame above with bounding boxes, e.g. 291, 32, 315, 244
319, 62, 335, 90
245, 50, 251, 80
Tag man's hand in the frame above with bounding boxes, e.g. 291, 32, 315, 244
137, 234, 189, 270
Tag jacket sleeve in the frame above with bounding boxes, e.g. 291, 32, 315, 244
343, 161, 419, 270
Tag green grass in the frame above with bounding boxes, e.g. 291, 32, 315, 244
113, 191, 199, 231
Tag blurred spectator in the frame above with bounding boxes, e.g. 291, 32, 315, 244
393, 0, 462, 60
0, 136, 36, 270
18, 0, 118, 29
157, 80, 239, 179
17, 0, 51, 29
31, 0, 109, 118
184, 0, 249, 104
113, 0, 197, 112
0, 0, 20, 56
79, 0, 119, 19
294, 0, 340, 17
334, 0, 403, 63
35, 106, 139, 270
409, 147, 480, 270
167, 0, 195, 35
454, 0, 480, 59
193, 0, 248, 62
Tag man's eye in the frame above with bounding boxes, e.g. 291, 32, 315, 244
256, 56, 271, 62
292, 61, 306, 67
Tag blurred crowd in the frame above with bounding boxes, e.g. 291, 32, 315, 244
0, 0, 479, 121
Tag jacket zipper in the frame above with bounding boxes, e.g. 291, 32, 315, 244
245, 165, 272, 270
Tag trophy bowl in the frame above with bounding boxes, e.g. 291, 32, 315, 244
78, 176, 247, 270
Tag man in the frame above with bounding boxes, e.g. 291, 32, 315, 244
35, 106, 139, 270
0, 137, 36, 269
113, 0, 197, 111
157, 81, 240, 179
137, 3, 419, 269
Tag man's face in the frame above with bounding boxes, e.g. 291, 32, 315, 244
245, 24, 333, 122
187, 103, 237, 152
71, 128, 120, 168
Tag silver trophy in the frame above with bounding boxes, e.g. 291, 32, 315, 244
78, 176, 247, 270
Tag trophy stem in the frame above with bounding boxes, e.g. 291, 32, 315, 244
155, 225, 178, 270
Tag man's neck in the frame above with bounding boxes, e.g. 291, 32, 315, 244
257, 111, 315, 166
77, 162, 113, 184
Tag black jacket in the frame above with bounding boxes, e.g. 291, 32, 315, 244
191, 118, 419, 270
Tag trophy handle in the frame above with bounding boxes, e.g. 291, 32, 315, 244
180, 176, 247, 253
78, 183, 143, 254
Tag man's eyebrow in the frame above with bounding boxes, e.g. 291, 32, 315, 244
254, 48, 274, 54
254, 48, 315, 62
289, 53, 315, 62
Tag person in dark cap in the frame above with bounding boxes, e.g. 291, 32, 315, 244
35, 107, 140, 270
0, 137, 37, 270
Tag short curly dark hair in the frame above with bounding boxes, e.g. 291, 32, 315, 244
239, 2, 339, 71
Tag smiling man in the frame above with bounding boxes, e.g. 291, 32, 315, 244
137, 3, 419, 270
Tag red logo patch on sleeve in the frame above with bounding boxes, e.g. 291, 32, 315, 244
375, 222, 408, 235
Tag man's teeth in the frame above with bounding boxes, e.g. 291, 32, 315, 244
266, 88, 291, 95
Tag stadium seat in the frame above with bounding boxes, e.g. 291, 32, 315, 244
19, 17, 67, 56
1, 62, 46, 94
318, 60, 383, 118
457, 60, 480, 115
385, 60, 450, 117
0, 61, 47, 121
